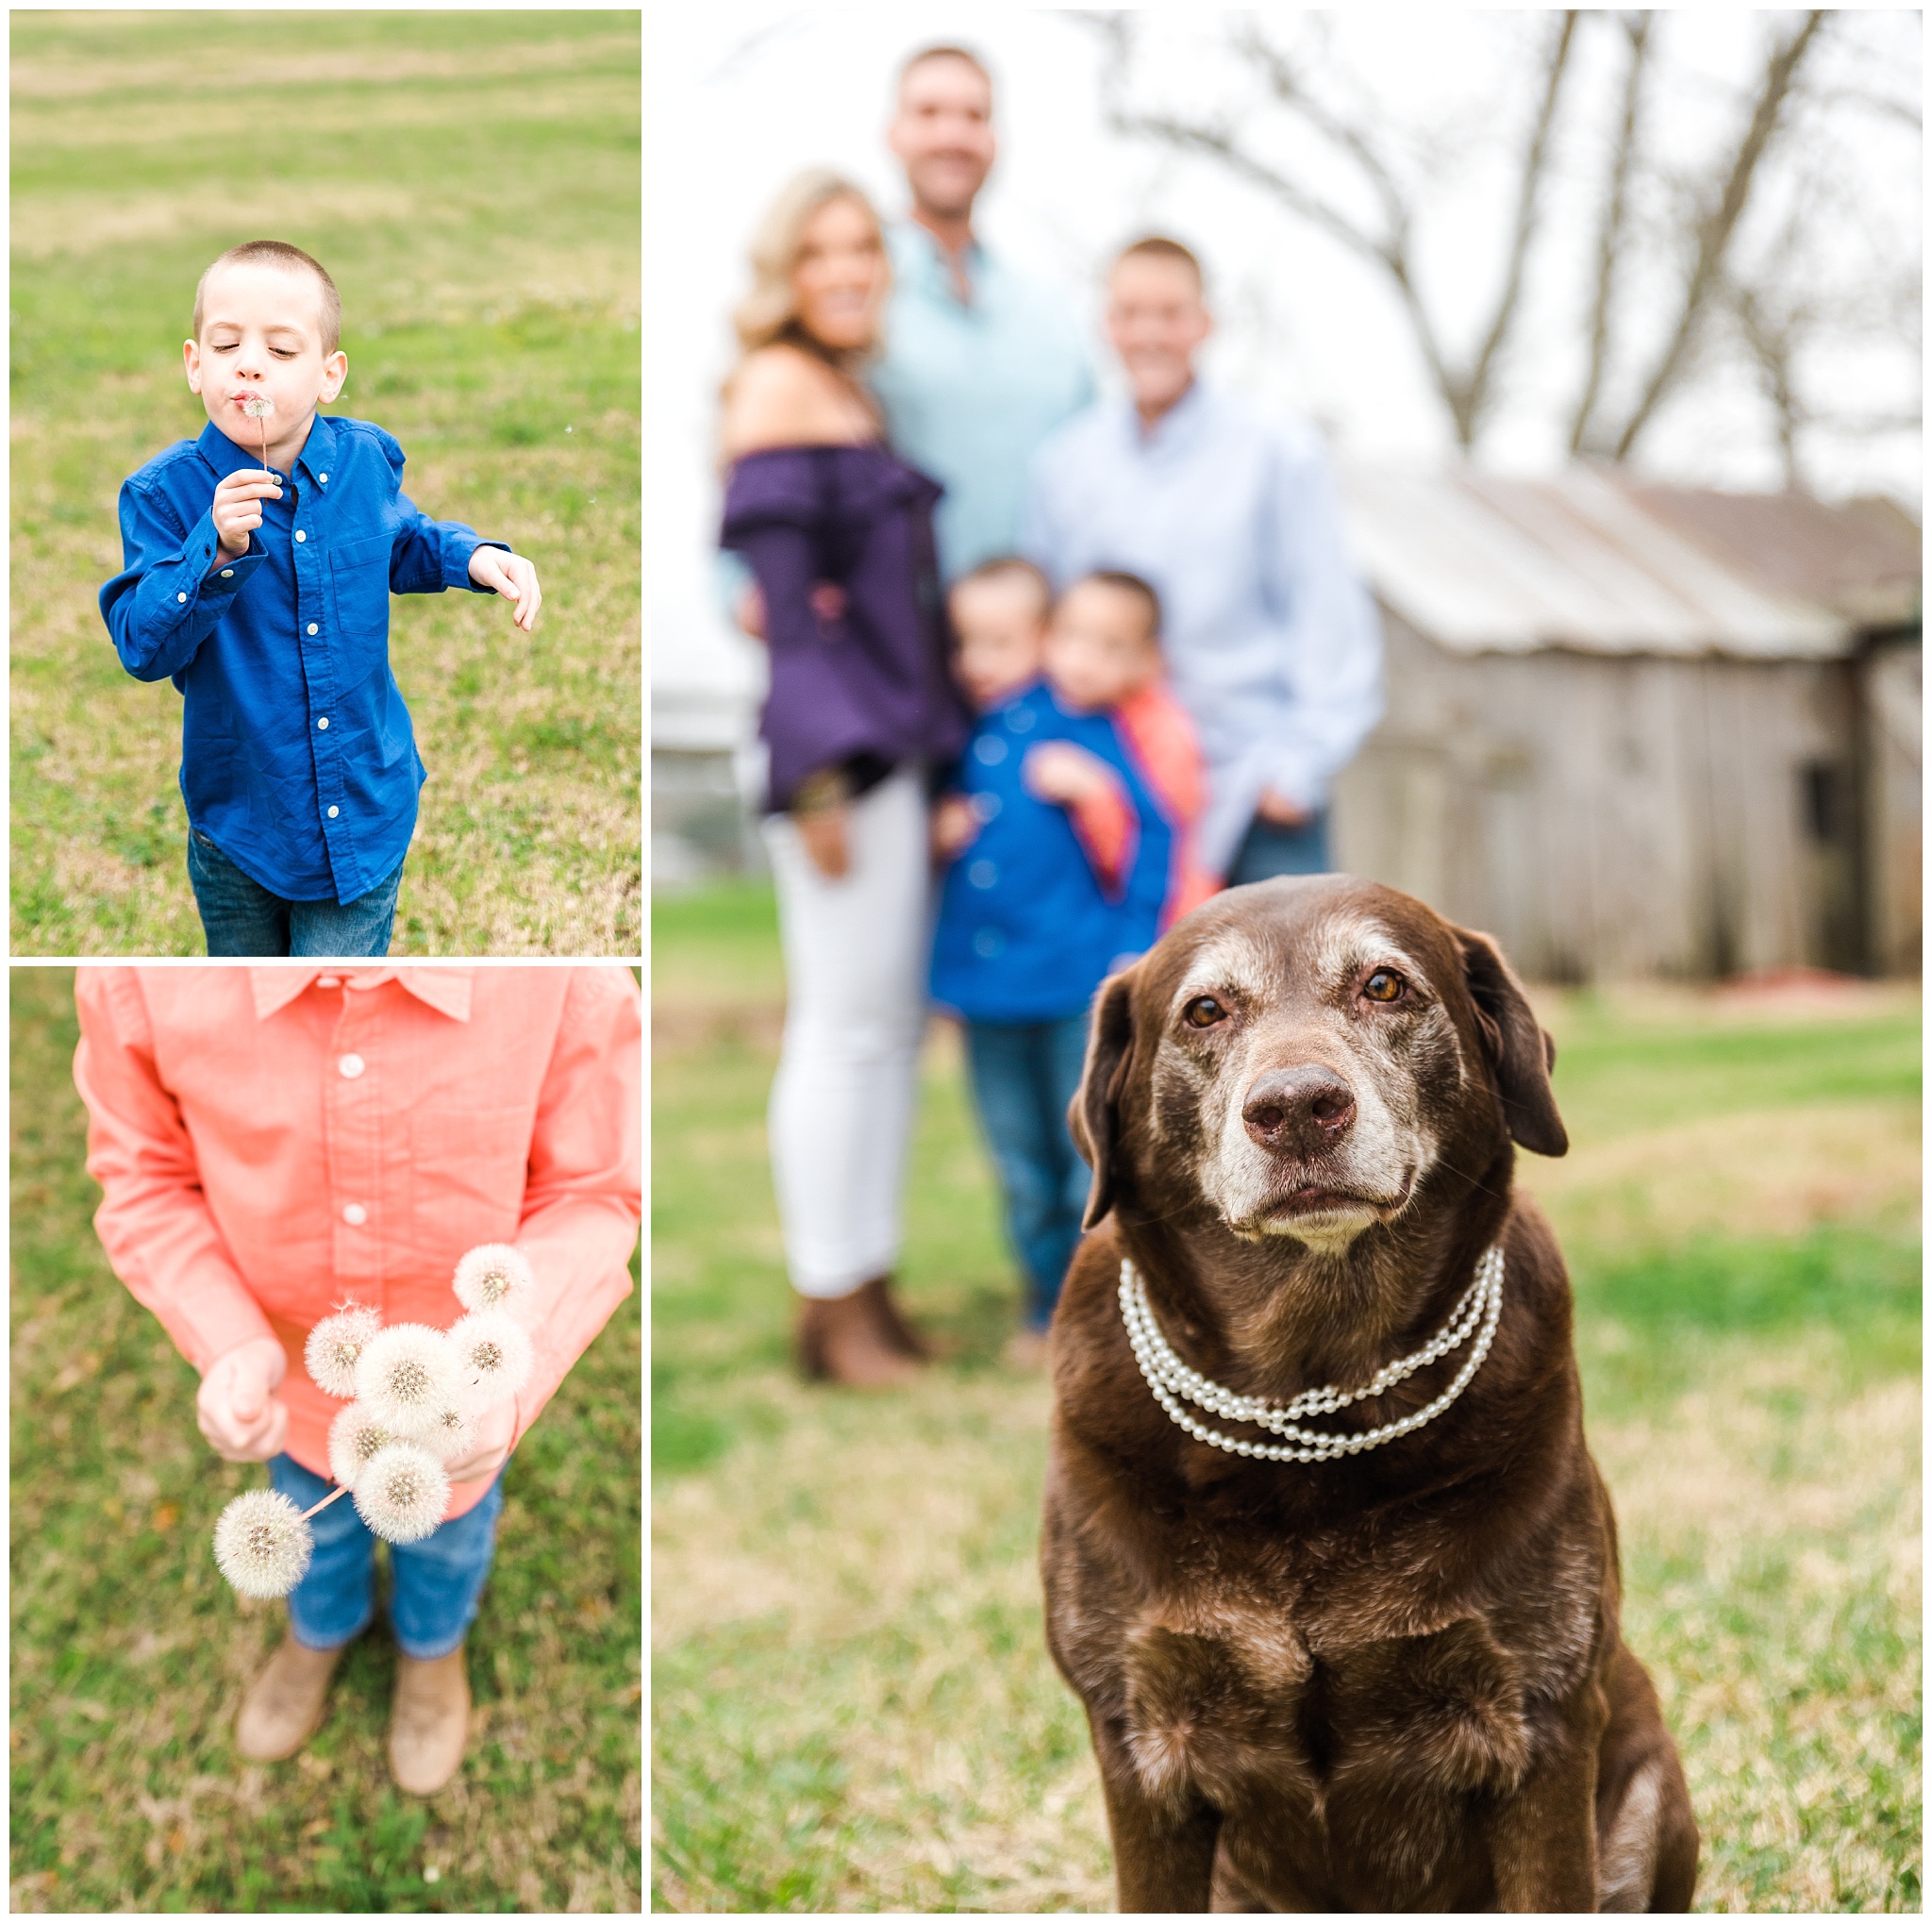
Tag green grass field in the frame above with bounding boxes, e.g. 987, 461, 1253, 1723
10, 11, 640, 955
652, 881, 1922, 1913
9, 968, 641, 1912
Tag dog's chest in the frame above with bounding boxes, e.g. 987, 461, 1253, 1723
1116, 1585, 1534, 1825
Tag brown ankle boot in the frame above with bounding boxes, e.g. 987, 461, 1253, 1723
235, 1634, 345, 1761
389, 1647, 470, 1796
797, 1287, 924, 1387
854, 1275, 932, 1360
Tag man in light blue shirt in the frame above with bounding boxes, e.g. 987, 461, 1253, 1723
1025, 238, 1383, 884
870, 45, 1092, 581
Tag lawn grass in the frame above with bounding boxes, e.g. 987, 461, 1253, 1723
651, 881, 1922, 1913
9, 967, 641, 1913
10, 11, 641, 955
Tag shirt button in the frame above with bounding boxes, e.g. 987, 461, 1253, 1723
295, 530, 307, 543
176, 592, 187, 603
307, 624, 319, 636
327, 805, 340, 819
969, 860, 997, 889
221, 569, 234, 578
316, 716, 328, 729
341, 1203, 368, 1226
338, 1053, 366, 1079
319, 474, 327, 483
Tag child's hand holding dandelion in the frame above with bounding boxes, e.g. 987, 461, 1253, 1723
206, 391, 282, 567
211, 1244, 541, 1597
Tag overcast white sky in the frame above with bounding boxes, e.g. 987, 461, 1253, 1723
646, 8, 1921, 709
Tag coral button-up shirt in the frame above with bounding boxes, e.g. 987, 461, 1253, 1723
73, 965, 641, 1521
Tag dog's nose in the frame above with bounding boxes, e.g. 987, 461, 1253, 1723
1241, 1065, 1357, 1154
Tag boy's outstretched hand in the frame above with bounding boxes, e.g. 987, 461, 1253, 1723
469, 546, 542, 632
197, 1334, 290, 1463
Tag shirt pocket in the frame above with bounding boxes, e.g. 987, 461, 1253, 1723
408, 1103, 532, 1262
327, 530, 396, 653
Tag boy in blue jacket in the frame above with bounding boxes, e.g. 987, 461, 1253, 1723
931, 559, 1170, 1361
99, 240, 542, 957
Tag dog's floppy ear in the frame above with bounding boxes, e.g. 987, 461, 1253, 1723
1069, 966, 1138, 1229
1454, 926, 1568, 1158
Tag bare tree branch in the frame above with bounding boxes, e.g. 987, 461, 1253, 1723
1607, 10, 1830, 460
1460, 12, 1580, 442
1569, 12, 1654, 455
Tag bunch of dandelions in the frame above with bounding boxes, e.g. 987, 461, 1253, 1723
211, 1245, 537, 1598
241, 390, 275, 473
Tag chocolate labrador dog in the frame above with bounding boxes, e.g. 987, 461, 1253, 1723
1042, 876, 1696, 1913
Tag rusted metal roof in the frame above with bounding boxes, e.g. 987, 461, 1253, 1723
1339, 464, 1921, 661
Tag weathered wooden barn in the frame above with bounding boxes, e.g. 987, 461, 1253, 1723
1331, 468, 1921, 981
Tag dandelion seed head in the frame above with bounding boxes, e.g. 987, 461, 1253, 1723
241, 393, 275, 419
213, 1488, 313, 1598
306, 1302, 382, 1399
423, 1401, 476, 1464
452, 1244, 536, 1316
449, 1309, 533, 1408
352, 1442, 450, 1544
353, 1323, 459, 1436
326, 1402, 397, 1489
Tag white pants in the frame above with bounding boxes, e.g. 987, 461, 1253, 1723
763, 766, 930, 1298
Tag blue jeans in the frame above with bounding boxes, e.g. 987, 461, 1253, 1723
964, 1013, 1093, 1330
188, 828, 404, 958
1226, 809, 1332, 886
269, 1455, 505, 1661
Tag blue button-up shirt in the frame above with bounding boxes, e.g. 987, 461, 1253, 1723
1024, 383, 1383, 878
870, 224, 1093, 581
99, 414, 507, 903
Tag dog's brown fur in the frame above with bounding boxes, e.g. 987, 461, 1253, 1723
1042, 876, 1697, 1913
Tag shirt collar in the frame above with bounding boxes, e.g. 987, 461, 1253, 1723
194, 409, 338, 484
250, 967, 475, 1021
891, 220, 989, 306
1120, 378, 1210, 454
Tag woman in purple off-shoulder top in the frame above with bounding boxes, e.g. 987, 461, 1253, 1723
719, 170, 971, 1388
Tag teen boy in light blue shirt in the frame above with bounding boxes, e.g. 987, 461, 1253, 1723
1025, 237, 1383, 884
869, 43, 1091, 581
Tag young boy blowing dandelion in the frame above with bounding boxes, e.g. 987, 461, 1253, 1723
98, 239, 544, 958
74, 964, 641, 1796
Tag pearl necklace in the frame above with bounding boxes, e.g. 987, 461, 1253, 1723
1118, 1246, 1506, 1463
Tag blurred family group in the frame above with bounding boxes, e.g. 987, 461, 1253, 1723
717, 43, 1384, 1384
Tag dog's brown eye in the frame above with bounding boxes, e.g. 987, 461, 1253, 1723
1183, 995, 1226, 1028
1362, 969, 1406, 1003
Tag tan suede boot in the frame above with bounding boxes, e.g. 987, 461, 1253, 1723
389, 1647, 471, 1796
796, 1287, 924, 1387
855, 1275, 933, 1360
235, 1635, 344, 1762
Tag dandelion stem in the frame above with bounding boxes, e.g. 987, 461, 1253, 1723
298, 1481, 354, 1523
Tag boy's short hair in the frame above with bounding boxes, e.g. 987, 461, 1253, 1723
1114, 234, 1206, 293
952, 555, 1050, 612
1071, 569, 1164, 642
194, 240, 342, 355
899, 42, 993, 104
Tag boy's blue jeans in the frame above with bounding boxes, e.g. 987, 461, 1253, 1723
964, 1013, 1093, 1331
188, 828, 404, 958
1226, 809, 1332, 887
269, 1454, 505, 1661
